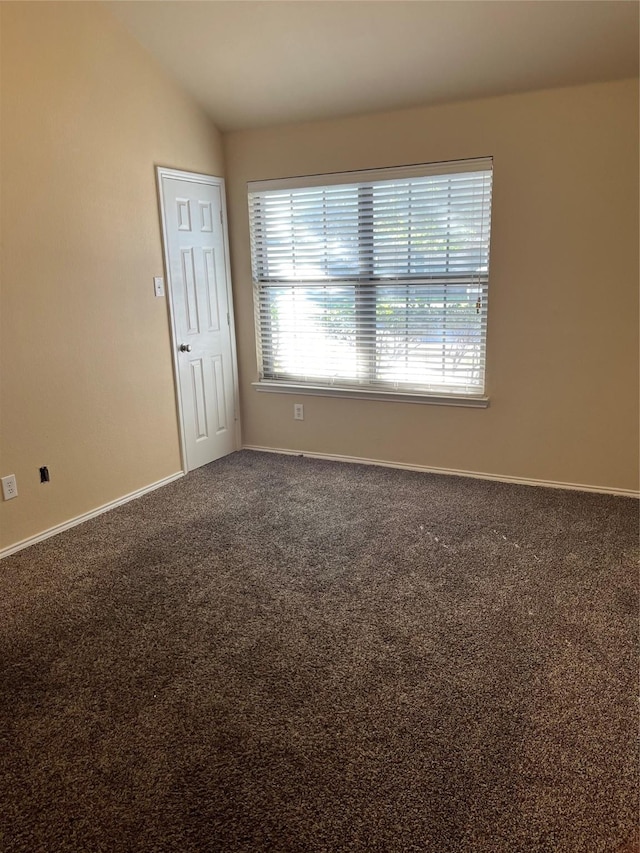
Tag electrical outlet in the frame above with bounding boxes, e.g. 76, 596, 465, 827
2, 474, 18, 500
294, 403, 304, 420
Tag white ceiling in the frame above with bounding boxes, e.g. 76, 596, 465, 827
107, 1, 639, 132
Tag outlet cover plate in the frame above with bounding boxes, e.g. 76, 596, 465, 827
1, 474, 18, 500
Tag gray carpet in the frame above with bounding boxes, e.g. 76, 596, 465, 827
1, 450, 638, 853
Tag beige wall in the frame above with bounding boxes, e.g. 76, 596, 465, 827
224, 80, 639, 493
0, 2, 224, 549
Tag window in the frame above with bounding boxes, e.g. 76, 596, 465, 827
248, 157, 493, 405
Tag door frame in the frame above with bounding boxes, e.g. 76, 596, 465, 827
156, 166, 241, 473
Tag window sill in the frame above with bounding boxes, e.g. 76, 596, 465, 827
252, 381, 489, 408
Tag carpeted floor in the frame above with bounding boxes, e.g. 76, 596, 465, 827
1, 450, 638, 853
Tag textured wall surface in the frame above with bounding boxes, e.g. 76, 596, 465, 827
0, 2, 224, 549
224, 79, 639, 493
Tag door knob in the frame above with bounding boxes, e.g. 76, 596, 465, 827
179, 343, 192, 353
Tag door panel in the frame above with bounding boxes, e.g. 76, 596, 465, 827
159, 172, 237, 471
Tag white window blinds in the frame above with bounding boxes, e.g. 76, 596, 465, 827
248, 158, 493, 399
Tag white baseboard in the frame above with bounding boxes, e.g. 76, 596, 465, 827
0, 472, 185, 560
2, 448, 636, 560
242, 445, 639, 498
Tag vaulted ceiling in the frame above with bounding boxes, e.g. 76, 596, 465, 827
108, 1, 639, 131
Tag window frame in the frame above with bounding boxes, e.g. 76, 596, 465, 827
248, 158, 493, 408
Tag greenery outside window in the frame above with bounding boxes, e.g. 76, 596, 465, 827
248, 158, 493, 405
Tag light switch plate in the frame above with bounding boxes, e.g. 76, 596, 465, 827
153, 276, 165, 298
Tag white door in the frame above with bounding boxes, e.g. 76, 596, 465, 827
158, 169, 239, 471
